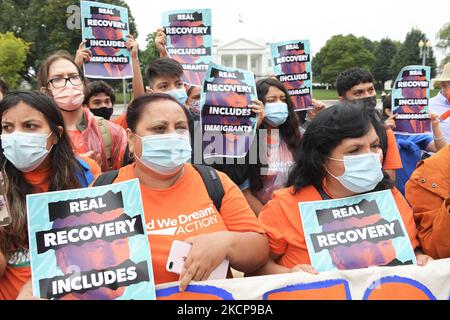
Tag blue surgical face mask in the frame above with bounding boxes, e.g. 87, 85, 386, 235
167, 89, 188, 106
1, 132, 52, 172
137, 133, 192, 175
264, 102, 289, 127
326, 152, 383, 193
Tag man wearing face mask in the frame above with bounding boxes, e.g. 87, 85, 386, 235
429, 63, 450, 142
336, 67, 403, 182
83, 81, 116, 121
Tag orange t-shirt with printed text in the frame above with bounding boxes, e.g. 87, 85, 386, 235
383, 129, 402, 170
258, 185, 419, 269
113, 163, 265, 285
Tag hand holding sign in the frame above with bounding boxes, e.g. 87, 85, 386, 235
290, 264, 319, 275
125, 34, 138, 59
74, 41, 93, 68
249, 99, 265, 128
155, 27, 168, 58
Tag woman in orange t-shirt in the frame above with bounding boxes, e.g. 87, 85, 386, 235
100, 93, 269, 291
254, 104, 433, 276
0, 92, 96, 300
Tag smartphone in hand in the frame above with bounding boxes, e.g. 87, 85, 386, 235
166, 240, 229, 280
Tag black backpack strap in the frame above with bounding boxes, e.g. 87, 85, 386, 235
193, 164, 225, 212
92, 170, 119, 187
316, 184, 332, 200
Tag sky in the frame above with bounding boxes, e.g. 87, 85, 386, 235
125, 0, 449, 65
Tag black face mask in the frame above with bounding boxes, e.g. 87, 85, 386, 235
346, 95, 377, 109
91, 107, 114, 120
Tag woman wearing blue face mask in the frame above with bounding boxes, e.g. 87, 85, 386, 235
0, 91, 98, 300
251, 103, 432, 276
90, 93, 269, 292
238, 78, 301, 216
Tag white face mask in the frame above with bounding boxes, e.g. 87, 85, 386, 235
327, 152, 383, 193
1, 132, 52, 172
136, 133, 192, 175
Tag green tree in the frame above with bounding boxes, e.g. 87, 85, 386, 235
0, 0, 138, 86
390, 28, 437, 80
436, 23, 450, 65
139, 32, 160, 83
314, 34, 375, 85
371, 38, 399, 90
0, 32, 30, 88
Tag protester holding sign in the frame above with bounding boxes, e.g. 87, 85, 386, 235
406, 146, 450, 259
239, 78, 301, 215
37, 51, 127, 171
429, 63, 450, 142
382, 93, 447, 195
253, 104, 432, 276
0, 91, 97, 299
336, 67, 402, 181
95, 93, 269, 291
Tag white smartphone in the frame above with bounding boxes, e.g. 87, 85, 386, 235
166, 240, 229, 280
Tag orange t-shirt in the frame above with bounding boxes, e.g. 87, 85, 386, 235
0, 168, 50, 300
258, 185, 419, 269
113, 113, 127, 130
383, 129, 402, 170
113, 163, 265, 285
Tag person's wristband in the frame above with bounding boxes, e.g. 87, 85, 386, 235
433, 135, 446, 141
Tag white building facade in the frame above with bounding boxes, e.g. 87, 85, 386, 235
212, 38, 273, 80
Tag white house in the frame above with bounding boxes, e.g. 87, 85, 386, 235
212, 38, 273, 80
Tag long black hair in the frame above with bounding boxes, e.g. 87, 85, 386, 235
287, 103, 394, 194
246, 78, 301, 191
0, 91, 83, 257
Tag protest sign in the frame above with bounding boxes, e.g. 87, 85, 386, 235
299, 190, 416, 272
81, 0, 133, 79
392, 65, 431, 135
201, 62, 258, 159
271, 40, 313, 111
26, 179, 155, 300
155, 258, 450, 300
162, 9, 212, 86
0, 173, 11, 226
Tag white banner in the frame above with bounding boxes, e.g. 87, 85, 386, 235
155, 258, 450, 300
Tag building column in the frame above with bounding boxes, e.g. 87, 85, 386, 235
247, 54, 252, 71
232, 55, 237, 68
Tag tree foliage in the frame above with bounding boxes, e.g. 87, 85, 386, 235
371, 38, 399, 90
313, 34, 375, 85
390, 28, 437, 80
0, 32, 30, 88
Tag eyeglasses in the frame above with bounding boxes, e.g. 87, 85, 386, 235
47, 75, 83, 89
